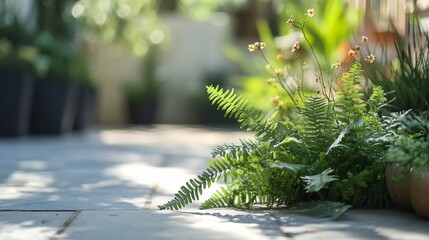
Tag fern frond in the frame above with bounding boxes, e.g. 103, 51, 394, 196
336, 61, 366, 124
301, 96, 332, 160
326, 117, 364, 155
200, 186, 234, 209
268, 162, 310, 173
201, 167, 274, 209
158, 157, 234, 210
302, 168, 338, 193
367, 86, 387, 114
211, 139, 259, 160
207, 85, 276, 139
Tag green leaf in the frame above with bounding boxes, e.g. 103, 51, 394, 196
268, 162, 310, 173
302, 169, 338, 193
326, 117, 364, 155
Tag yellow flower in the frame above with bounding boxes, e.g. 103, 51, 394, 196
276, 53, 283, 59
272, 95, 280, 103
342, 72, 349, 77
287, 16, 294, 25
348, 49, 357, 58
292, 41, 301, 52
306, 8, 315, 17
365, 54, 376, 63
331, 62, 341, 69
276, 101, 284, 110
274, 69, 282, 76
362, 36, 368, 43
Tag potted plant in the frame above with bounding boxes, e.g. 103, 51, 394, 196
158, 10, 396, 219
30, 0, 84, 135
126, 46, 161, 125
362, 14, 429, 212
363, 16, 429, 113
69, 54, 97, 131
30, 32, 80, 135
386, 114, 429, 217
0, 9, 38, 136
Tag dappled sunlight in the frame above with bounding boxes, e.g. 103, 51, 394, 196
80, 180, 124, 191
117, 197, 148, 208
273, 210, 429, 239
161, 211, 275, 239
63, 210, 286, 239
0, 222, 58, 240
0, 212, 72, 240
0, 171, 56, 200
104, 162, 196, 192
99, 126, 252, 150
104, 160, 228, 209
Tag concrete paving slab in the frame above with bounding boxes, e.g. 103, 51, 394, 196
0, 211, 73, 240
59, 209, 285, 240
274, 209, 429, 239
3, 126, 428, 240
0, 127, 250, 211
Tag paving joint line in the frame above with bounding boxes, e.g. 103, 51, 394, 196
50, 210, 81, 240
143, 184, 159, 209
142, 154, 171, 209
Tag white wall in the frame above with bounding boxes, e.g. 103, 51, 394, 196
156, 13, 232, 123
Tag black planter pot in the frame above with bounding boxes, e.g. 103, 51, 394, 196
0, 69, 35, 136
73, 85, 97, 131
127, 99, 157, 124
30, 81, 79, 135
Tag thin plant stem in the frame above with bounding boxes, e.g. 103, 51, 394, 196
301, 61, 305, 98
328, 75, 336, 102
301, 28, 330, 102
258, 49, 298, 108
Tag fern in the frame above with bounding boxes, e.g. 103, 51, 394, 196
302, 168, 338, 193
157, 157, 234, 210
336, 61, 366, 124
368, 86, 388, 115
300, 96, 333, 160
207, 85, 277, 140
160, 60, 393, 216
201, 167, 274, 209
200, 186, 235, 209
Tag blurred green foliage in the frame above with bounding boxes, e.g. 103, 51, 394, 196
224, 0, 362, 114
386, 113, 429, 167
363, 16, 429, 113
276, 0, 362, 69
0, 1, 38, 71
73, 0, 163, 56
32, 0, 93, 83
0, 0, 92, 82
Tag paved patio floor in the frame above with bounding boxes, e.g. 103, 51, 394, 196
0, 125, 428, 240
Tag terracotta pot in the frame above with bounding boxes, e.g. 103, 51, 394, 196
410, 165, 429, 218
386, 163, 412, 209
